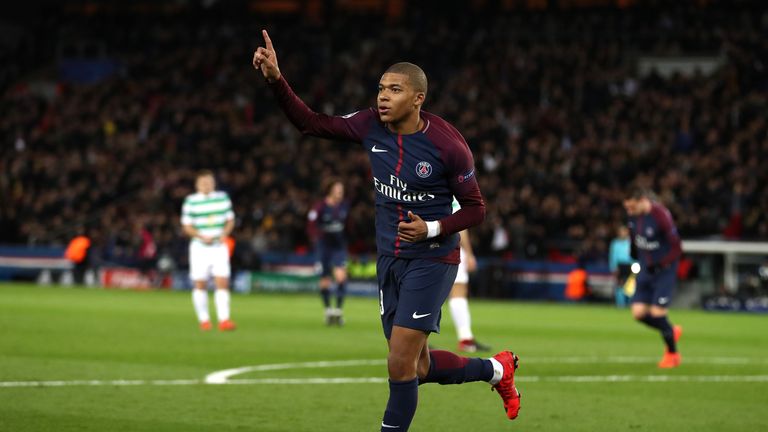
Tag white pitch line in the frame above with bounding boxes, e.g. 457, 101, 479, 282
2, 375, 768, 388
2, 356, 767, 389
0, 379, 201, 388
211, 375, 768, 384
205, 359, 386, 384
226, 377, 388, 385
205, 356, 768, 385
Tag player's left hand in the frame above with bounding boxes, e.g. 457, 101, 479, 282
398, 211, 427, 242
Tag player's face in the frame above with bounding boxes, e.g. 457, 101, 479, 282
196, 175, 215, 194
329, 183, 344, 202
623, 198, 646, 216
377, 73, 424, 124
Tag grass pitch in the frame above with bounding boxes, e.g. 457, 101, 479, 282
1, 283, 767, 431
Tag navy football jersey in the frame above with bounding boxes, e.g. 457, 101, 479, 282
307, 200, 349, 248
271, 77, 485, 263
628, 202, 682, 268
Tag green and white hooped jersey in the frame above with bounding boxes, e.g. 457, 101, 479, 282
452, 196, 461, 214
181, 191, 234, 244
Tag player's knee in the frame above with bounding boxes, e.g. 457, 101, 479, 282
334, 267, 347, 280
387, 352, 417, 381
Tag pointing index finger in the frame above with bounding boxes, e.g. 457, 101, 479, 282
262, 29, 274, 51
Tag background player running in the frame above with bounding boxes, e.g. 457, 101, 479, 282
624, 188, 683, 368
253, 29, 521, 431
307, 178, 350, 325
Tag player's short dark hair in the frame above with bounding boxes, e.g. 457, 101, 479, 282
627, 187, 655, 200
196, 169, 214, 179
384, 62, 428, 95
322, 177, 342, 196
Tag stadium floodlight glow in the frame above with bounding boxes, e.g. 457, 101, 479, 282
631, 263, 641, 274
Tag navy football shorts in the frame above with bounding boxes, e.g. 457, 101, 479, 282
632, 263, 678, 307
318, 246, 347, 277
377, 255, 458, 340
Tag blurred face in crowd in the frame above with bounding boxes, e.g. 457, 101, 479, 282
617, 225, 630, 238
377, 73, 424, 126
623, 197, 651, 216
196, 174, 215, 195
327, 182, 344, 204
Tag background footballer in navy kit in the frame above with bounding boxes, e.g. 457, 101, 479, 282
307, 178, 350, 325
631, 226, 678, 308
254, 29, 521, 431
624, 188, 684, 368
313, 199, 349, 276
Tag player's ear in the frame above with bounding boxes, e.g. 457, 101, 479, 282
413, 91, 425, 108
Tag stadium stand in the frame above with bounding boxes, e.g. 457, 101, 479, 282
1, 0, 766, 273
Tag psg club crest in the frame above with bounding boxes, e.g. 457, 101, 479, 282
416, 161, 432, 178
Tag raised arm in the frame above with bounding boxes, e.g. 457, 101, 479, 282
253, 29, 373, 142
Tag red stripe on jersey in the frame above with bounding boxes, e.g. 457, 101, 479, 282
395, 204, 403, 256
394, 134, 404, 176
394, 134, 404, 256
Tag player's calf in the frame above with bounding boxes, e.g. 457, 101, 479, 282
419, 349, 494, 385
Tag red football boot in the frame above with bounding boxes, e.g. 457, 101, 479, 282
218, 320, 237, 331
491, 351, 521, 420
658, 351, 681, 368
657, 325, 683, 368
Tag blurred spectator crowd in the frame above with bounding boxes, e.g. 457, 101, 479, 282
1, 1, 767, 270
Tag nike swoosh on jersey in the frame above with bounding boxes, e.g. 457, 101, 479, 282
412, 312, 431, 319
381, 423, 400, 429
371, 145, 388, 153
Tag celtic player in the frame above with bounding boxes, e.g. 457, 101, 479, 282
181, 170, 236, 331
